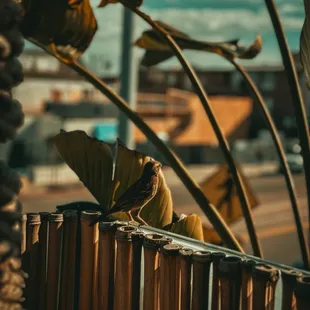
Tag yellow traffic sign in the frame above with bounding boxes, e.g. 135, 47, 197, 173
200, 163, 259, 225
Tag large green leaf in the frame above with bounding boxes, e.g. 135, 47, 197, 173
54, 130, 113, 209
20, 0, 97, 62
135, 20, 262, 67
169, 214, 204, 241
300, 1, 310, 87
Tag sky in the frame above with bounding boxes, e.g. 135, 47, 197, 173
25, 0, 306, 76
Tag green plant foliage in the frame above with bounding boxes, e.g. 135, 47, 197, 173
19, 0, 97, 63
135, 21, 262, 66
300, 0, 310, 87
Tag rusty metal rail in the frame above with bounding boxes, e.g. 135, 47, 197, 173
21, 210, 310, 310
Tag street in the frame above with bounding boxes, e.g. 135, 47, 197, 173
20, 167, 308, 266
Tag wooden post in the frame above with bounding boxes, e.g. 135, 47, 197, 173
192, 251, 212, 310
178, 248, 193, 310
211, 252, 226, 310
114, 225, 137, 310
131, 231, 144, 310
252, 264, 279, 310
295, 276, 310, 310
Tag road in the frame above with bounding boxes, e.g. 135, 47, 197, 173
19, 167, 308, 266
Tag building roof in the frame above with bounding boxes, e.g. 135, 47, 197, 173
135, 89, 253, 145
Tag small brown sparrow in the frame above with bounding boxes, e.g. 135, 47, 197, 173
90, 160, 162, 226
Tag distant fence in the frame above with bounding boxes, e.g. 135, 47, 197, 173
21, 210, 310, 310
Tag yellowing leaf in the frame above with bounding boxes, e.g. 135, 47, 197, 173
54, 130, 113, 209
135, 20, 262, 67
300, 1, 310, 87
112, 141, 172, 227
20, 0, 97, 62
169, 214, 204, 241
111, 140, 151, 206
202, 225, 222, 245
98, 0, 143, 8
140, 170, 173, 228
54, 130, 172, 228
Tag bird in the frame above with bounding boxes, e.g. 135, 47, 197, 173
90, 160, 162, 226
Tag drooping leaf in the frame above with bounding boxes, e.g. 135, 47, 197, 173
169, 214, 204, 241
111, 141, 173, 227
54, 130, 113, 209
300, 1, 310, 87
20, 0, 97, 62
135, 20, 262, 66
98, 0, 143, 9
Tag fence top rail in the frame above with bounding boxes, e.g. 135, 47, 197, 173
139, 225, 310, 276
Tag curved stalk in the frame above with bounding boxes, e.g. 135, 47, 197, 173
265, 0, 310, 257
131, 7, 262, 257
231, 59, 309, 269
70, 61, 244, 252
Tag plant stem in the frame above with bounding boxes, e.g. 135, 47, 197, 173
70, 60, 243, 252
265, 0, 310, 259
231, 59, 309, 269
132, 7, 263, 257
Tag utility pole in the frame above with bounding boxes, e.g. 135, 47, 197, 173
118, 7, 138, 149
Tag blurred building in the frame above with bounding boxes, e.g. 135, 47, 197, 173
10, 49, 291, 171
138, 52, 307, 138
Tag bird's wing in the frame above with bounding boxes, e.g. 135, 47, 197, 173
110, 178, 153, 213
